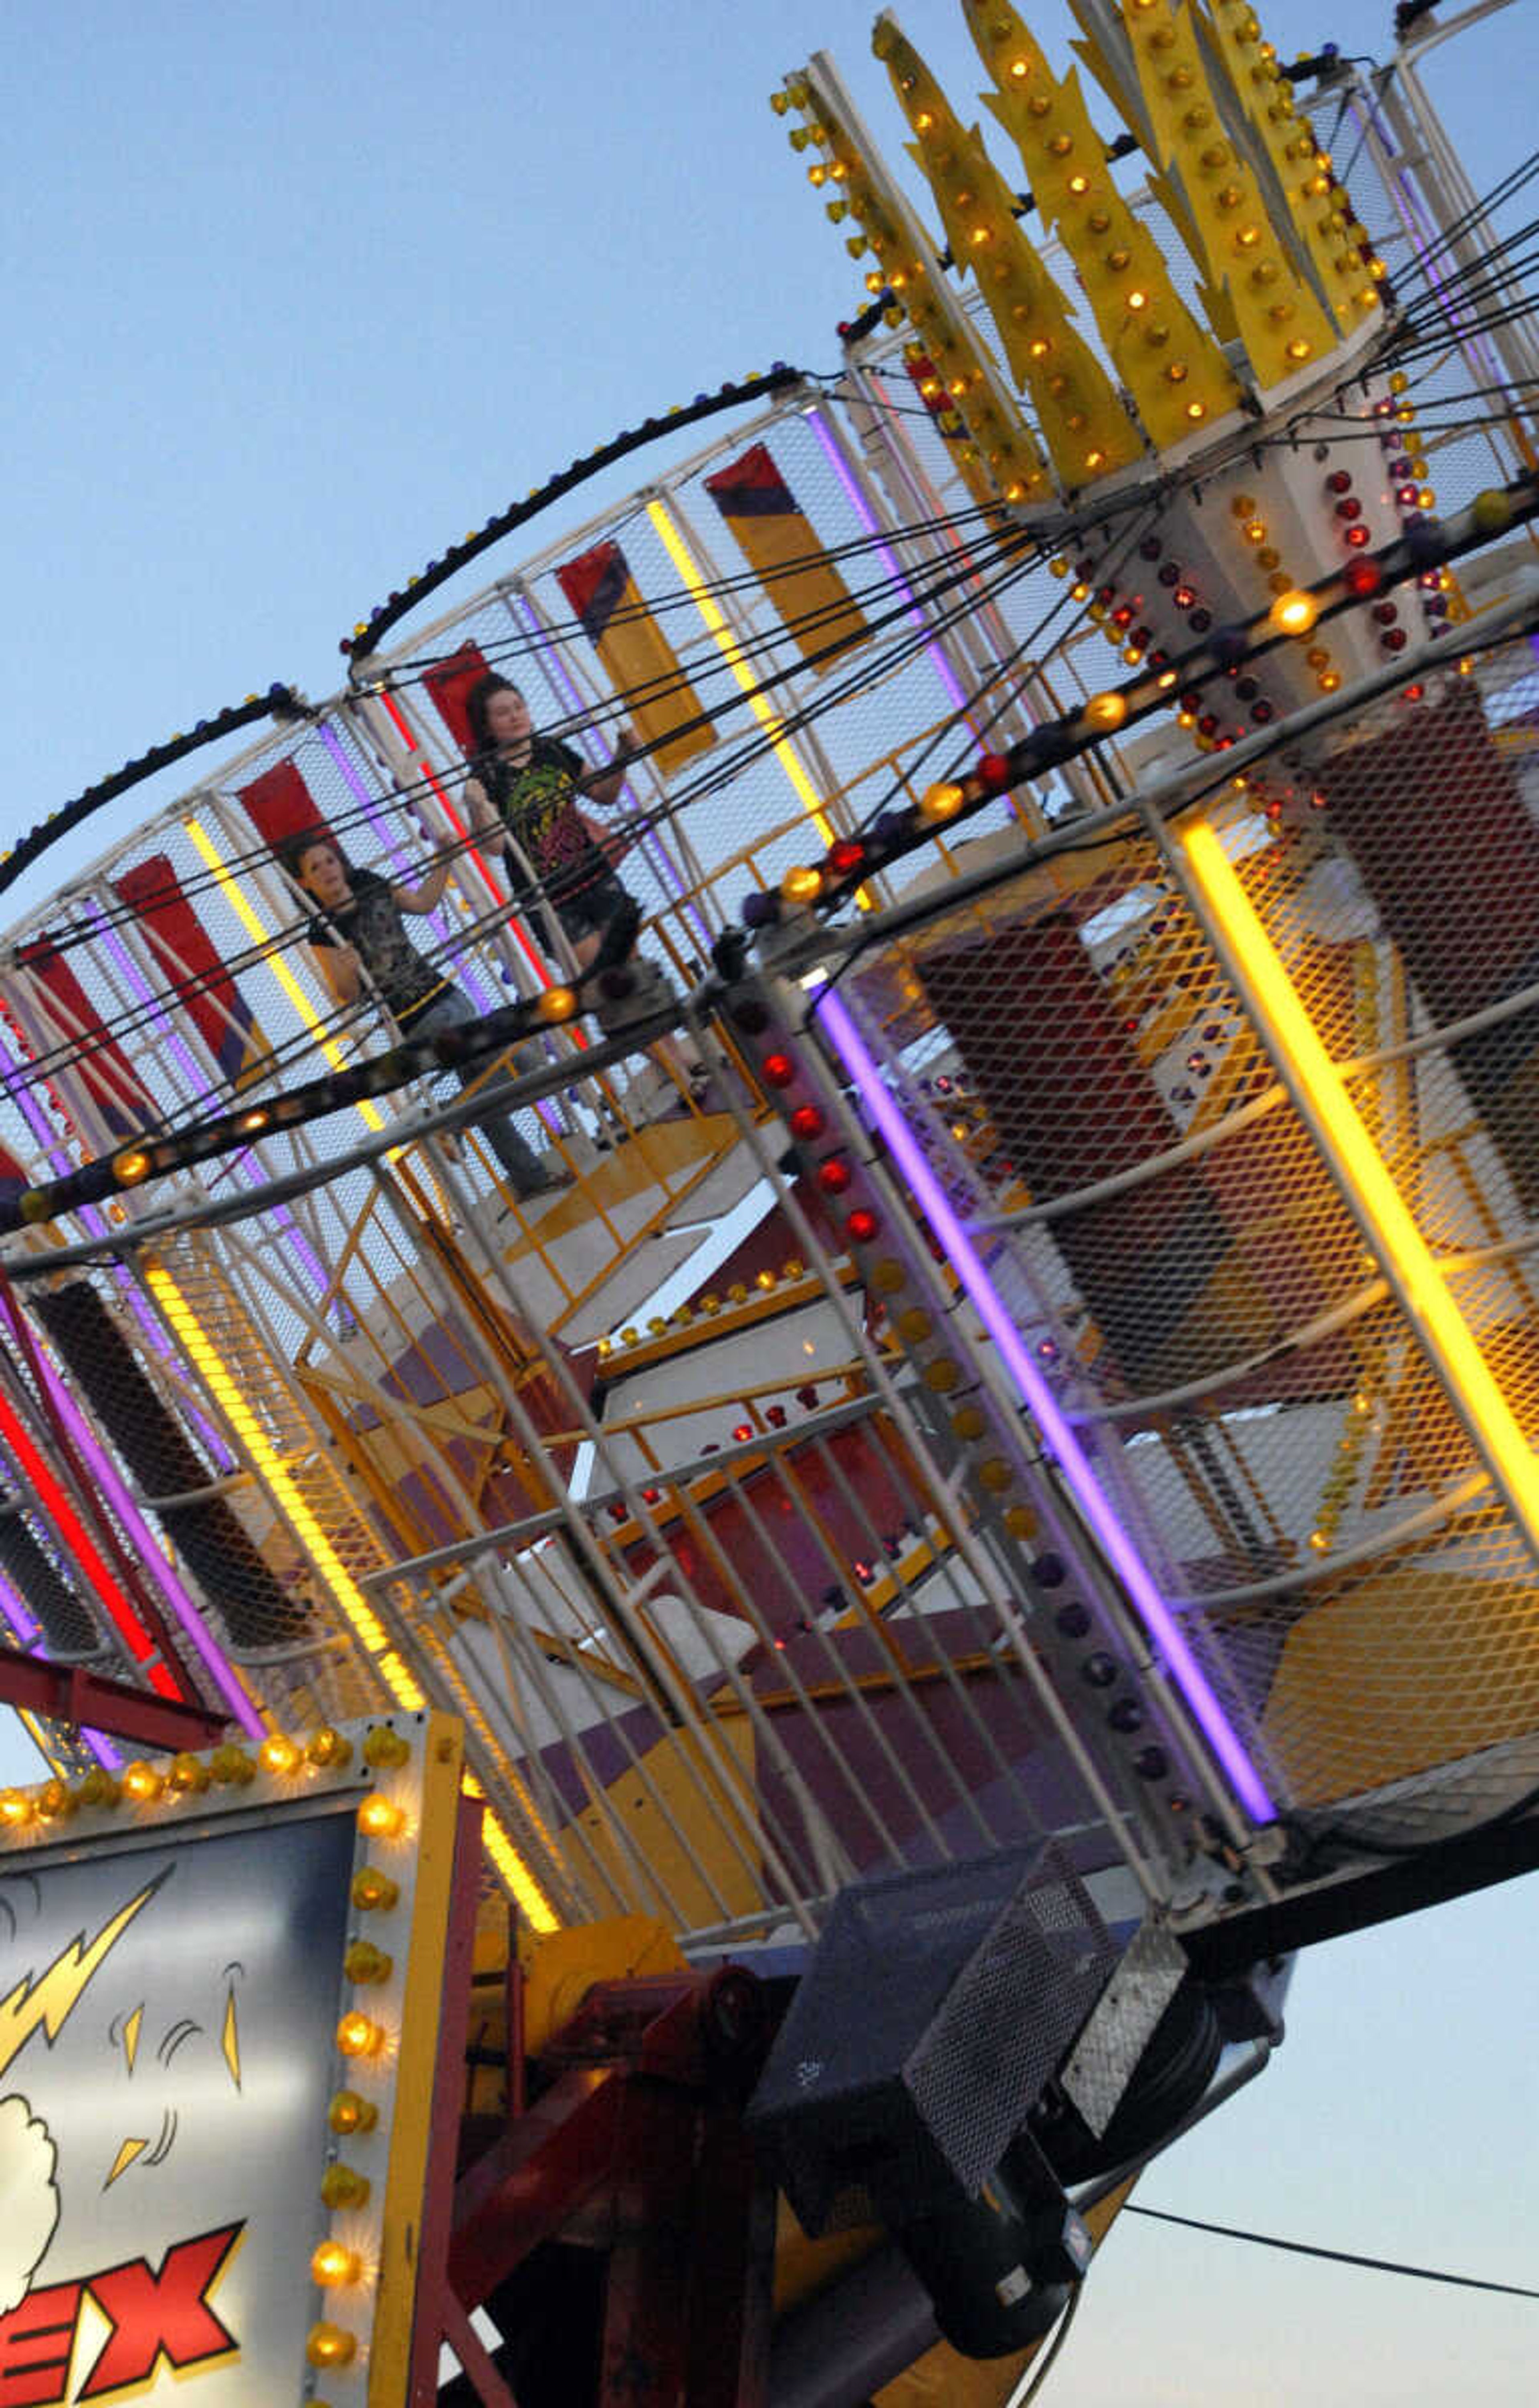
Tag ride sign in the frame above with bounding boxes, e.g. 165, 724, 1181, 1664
0, 1713, 469, 2405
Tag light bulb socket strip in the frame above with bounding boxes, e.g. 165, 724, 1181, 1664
0, 687, 302, 907
341, 368, 804, 666
0, 957, 677, 1238
724, 967, 1269, 1867
784, 473, 1539, 921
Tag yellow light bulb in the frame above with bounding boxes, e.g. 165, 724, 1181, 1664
259, 1734, 301, 1777
344, 1941, 394, 1986
535, 984, 578, 1026
306, 2322, 357, 2368
336, 2010, 383, 2059
362, 1727, 411, 1770
113, 1148, 152, 1186
357, 1794, 404, 1839
780, 864, 823, 905
919, 781, 966, 823
320, 2164, 371, 2211
121, 1762, 163, 1804
210, 1744, 254, 1786
168, 1752, 210, 1794
328, 2089, 380, 2135
73, 1769, 120, 1809
351, 1869, 399, 1912
308, 1728, 353, 1770
311, 2241, 362, 2289
0, 1790, 33, 1828
1083, 691, 1129, 731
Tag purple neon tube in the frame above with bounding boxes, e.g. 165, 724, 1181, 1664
813, 983, 1274, 1823
0, 1286, 260, 1734
804, 404, 978, 728
513, 594, 712, 951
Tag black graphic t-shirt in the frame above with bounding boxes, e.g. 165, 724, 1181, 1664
479, 736, 610, 903
308, 868, 444, 1026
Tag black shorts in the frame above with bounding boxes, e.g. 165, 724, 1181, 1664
504, 843, 635, 954
556, 873, 633, 943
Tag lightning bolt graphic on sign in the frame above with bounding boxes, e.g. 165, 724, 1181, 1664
0, 1877, 165, 2082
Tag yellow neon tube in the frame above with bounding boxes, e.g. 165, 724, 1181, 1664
184, 816, 386, 1134
145, 1265, 559, 1927
1183, 820, 1539, 1558
144, 1263, 423, 1704
646, 498, 837, 847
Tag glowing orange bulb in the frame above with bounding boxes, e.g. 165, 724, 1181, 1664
0, 1790, 33, 1828
311, 2241, 362, 2288
920, 781, 966, 823
121, 1762, 163, 1804
357, 1794, 404, 1839
259, 1734, 301, 1777
536, 985, 578, 1025
336, 2010, 383, 2059
1084, 691, 1129, 731
1269, 590, 1319, 636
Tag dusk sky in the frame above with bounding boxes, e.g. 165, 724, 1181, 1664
2, 4, 1535, 2398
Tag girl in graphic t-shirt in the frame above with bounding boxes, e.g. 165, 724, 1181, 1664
463, 675, 642, 972
462, 674, 706, 1102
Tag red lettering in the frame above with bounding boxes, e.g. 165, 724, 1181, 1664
75, 2224, 241, 2399
0, 2281, 81, 2408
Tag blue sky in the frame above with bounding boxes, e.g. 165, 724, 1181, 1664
2, 2, 1536, 2398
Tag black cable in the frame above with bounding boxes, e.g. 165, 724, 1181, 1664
1125, 2204, 1539, 2300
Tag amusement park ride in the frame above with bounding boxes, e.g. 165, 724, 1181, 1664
0, 0, 1535, 2399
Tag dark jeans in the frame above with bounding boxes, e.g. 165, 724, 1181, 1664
409, 988, 547, 1197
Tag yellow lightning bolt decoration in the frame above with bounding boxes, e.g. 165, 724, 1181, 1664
105, 2137, 149, 2189
121, 2004, 143, 2074
0, 1881, 161, 2082
222, 1986, 241, 2091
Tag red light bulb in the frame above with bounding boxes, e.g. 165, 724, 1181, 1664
761, 1052, 796, 1089
846, 1207, 879, 1245
1344, 525, 1372, 549
828, 838, 866, 877
1343, 559, 1381, 595
789, 1104, 824, 1140
817, 1158, 852, 1195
